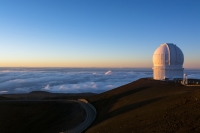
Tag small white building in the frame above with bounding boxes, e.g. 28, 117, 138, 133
152, 43, 184, 80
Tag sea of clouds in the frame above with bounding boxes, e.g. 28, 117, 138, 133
0, 68, 199, 94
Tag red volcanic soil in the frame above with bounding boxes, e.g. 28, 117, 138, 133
0, 101, 86, 133
85, 78, 200, 133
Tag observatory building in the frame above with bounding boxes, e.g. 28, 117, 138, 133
152, 43, 184, 80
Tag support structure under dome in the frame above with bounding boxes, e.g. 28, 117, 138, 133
152, 43, 184, 80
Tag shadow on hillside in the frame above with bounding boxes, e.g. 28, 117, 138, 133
107, 97, 163, 119
90, 86, 151, 125
112, 86, 150, 100
92, 96, 163, 127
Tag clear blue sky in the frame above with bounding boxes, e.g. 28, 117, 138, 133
0, 0, 200, 68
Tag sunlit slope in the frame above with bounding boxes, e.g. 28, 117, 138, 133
86, 78, 200, 133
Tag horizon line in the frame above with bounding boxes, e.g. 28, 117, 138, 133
0, 66, 152, 69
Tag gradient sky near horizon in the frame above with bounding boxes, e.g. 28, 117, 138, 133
0, 0, 200, 68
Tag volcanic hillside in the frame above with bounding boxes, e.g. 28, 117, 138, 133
0, 101, 86, 133
86, 78, 200, 133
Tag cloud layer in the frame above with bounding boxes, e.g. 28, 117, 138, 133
0, 68, 152, 94
0, 68, 199, 94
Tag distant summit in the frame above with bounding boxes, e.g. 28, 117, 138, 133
29, 91, 51, 94
0, 96, 12, 100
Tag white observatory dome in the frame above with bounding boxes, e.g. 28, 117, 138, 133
153, 43, 184, 66
152, 43, 184, 80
